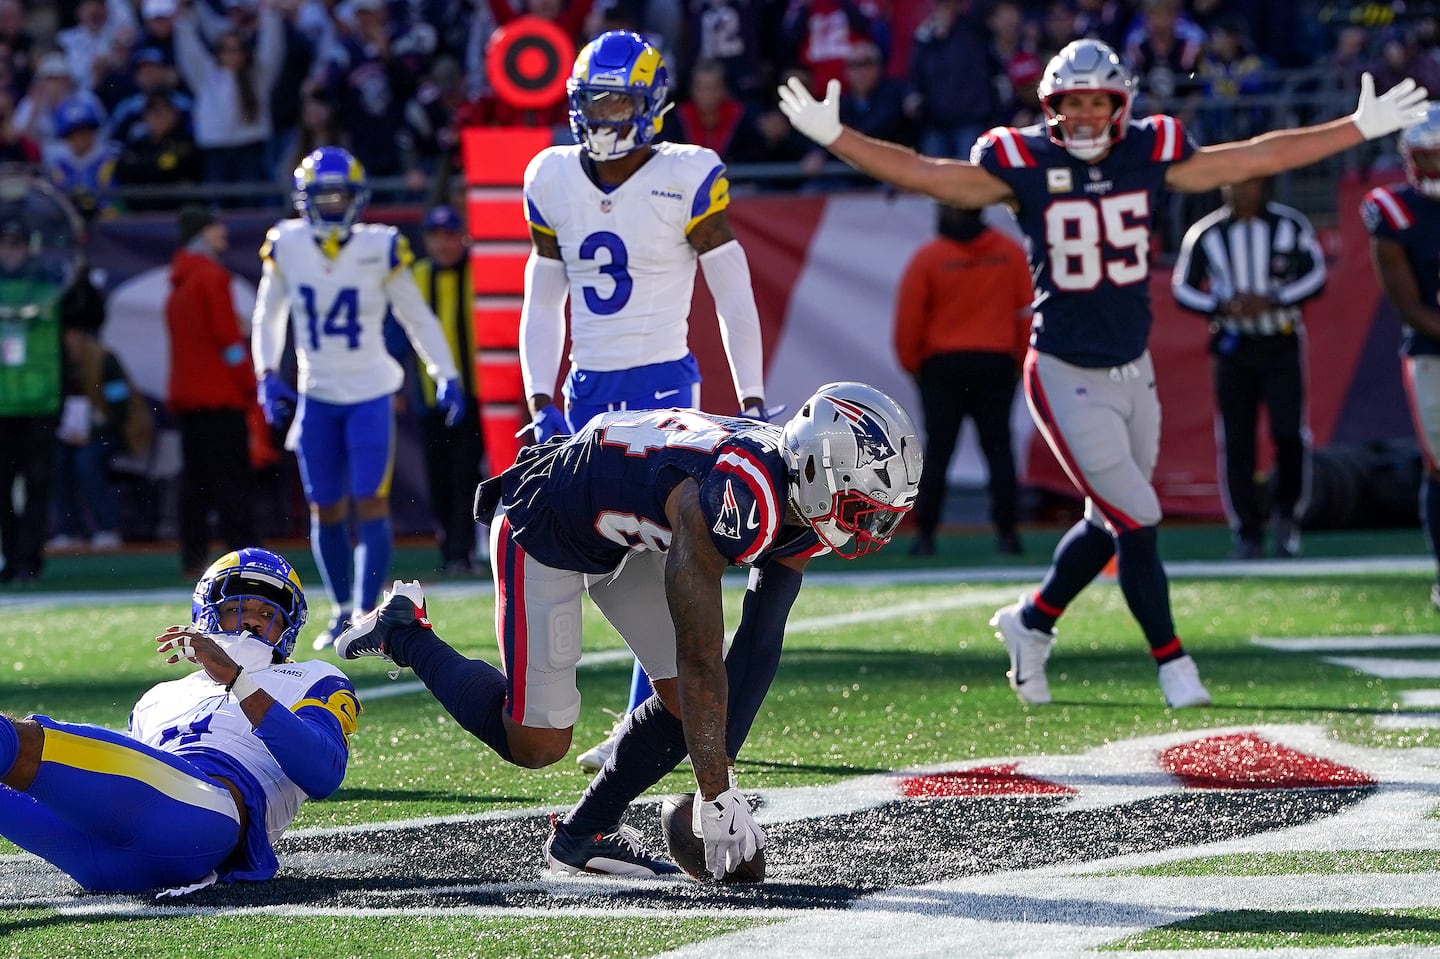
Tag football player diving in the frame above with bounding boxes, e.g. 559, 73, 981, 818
0, 549, 360, 895
779, 39, 1429, 709
520, 30, 773, 774
252, 147, 464, 651
336, 382, 921, 880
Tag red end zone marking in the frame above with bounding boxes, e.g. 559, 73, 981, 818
1160, 733, 1376, 789
900, 764, 1078, 798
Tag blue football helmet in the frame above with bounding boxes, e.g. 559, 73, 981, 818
192, 548, 309, 660
567, 31, 671, 161
293, 146, 369, 243
1402, 103, 1440, 198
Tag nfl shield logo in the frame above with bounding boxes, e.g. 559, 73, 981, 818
600, 198, 613, 214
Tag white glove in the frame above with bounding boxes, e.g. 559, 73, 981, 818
1352, 72, 1429, 140
691, 786, 766, 880
777, 76, 843, 147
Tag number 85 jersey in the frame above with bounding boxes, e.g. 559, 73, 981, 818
972, 116, 1196, 369
523, 142, 731, 371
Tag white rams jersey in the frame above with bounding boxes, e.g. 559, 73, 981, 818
251, 220, 458, 404
128, 659, 358, 848
523, 142, 730, 373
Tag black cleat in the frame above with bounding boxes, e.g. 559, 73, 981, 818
544, 813, 681, 878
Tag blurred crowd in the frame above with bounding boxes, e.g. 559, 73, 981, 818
0, 0, 1434, 216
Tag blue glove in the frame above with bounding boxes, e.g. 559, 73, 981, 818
739, 403, 787, 422
436, 377, 465, 427
258, 371, 297, 426
526, 403, 570, 443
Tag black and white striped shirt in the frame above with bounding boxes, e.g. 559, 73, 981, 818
1171, 201, 1328, 336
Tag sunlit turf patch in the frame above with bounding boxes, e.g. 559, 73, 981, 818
1101, 907, 1440, 950
0, 910, 768, 959
1103, 849, 1440, 876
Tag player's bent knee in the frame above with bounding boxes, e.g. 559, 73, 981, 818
2, 718, 44, 790
650, 678, 681, 717
507, 728, 572, 769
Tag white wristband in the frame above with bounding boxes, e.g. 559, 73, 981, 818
228, 667, 262, 702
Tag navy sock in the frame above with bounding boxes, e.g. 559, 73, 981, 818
0, 715, 16, 780
1114, 525, 1183, 661
564, 696, 687, 835
724, 563, 800, 756
396, 628, 513, 762
1026, 520, 1114, 632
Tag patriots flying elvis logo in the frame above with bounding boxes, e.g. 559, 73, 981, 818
829, 398, 896, 468
712, 478, 741, 539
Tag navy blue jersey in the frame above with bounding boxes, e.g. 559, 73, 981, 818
497, 408, 824, 573
972, 116, 1196, 368
1361, 182, 1440, 357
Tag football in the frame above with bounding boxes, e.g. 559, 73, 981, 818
659, 792, 766, 884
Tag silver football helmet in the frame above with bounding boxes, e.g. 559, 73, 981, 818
1402, 102, 1440, 197
780, 382, 922, 559
1036, 38, 1135, 161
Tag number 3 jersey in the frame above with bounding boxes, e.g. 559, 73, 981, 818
972, 116, 1197, 368
494, 408, 826, 574
127, 659, 359, 881
251, 220, 457, 404
522, 142, 731, 373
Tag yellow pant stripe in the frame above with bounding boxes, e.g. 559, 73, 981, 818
42, 727, 239, 822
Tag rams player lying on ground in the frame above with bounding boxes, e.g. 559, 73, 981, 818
0, 548, 359, 896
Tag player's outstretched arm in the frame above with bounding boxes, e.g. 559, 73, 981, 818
778, 77, 1012, 208
1168, 72, 1428, 194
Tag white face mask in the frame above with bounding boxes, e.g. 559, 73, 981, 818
208, 630, 279, 674
581, 124, 639, 161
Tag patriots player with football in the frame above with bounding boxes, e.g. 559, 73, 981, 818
520, 31, 771, 773
1363, 104, 1440, 611
252, 147, 463, 651
778, 40, 1429, 708
336, 382, 921, 880
0, 548, 360, 895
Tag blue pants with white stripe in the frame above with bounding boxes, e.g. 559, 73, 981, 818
0, 716, 241, 892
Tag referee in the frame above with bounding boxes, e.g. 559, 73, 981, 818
1172, 176, 1327, 559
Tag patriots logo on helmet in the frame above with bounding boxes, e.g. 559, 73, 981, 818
829, 397, 898, 469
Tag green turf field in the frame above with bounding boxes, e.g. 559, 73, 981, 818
3, 526, 1440, 957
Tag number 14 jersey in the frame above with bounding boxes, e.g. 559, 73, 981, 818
972, 116, 1196, 369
